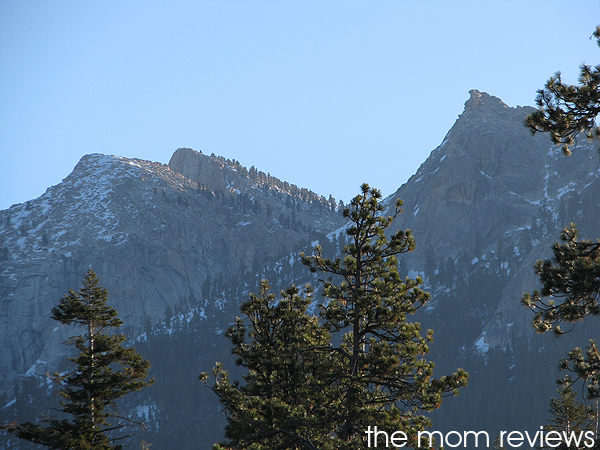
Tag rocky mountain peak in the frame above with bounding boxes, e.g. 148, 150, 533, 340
0, 153, 195, 262
417, 90, 545, 186
453, 90, 539, 152
395, 91, 550, 215
464, 89, 508, 111
169, 148, 337, 208
385, 90, 600, 354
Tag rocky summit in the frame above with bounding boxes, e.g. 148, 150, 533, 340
387, 89, 600, 350
381, 90, 600, 435
2, 90, 600, 448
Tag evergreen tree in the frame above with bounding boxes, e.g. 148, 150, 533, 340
200, 282, 337, 450
300, 184, 468, 446
1, 269, 154, 450
525, 26, 600, 155
523, 25, 600, 406
542, 378, 595, 450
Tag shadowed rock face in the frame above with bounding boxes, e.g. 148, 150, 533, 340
388, 90, 547, 250
385, 89, 600, 352
0, 151, 345, 393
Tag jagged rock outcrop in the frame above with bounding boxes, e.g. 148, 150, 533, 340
388, 90, 548, 252
169, 148, 332, 203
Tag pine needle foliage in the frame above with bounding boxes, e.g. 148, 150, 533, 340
1, 269, 154, 450
525, 26, 600, 155
522, 224, 600, 335
559, 341, 600, 402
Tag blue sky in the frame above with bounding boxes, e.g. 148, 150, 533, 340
1, 1, 599, 210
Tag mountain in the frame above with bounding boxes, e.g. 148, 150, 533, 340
0, 150, 345, 415
386, 90, 600, 350
381, 90, 600, 436
2, 90, 600, 448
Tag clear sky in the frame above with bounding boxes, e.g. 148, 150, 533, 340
1, 1, 599, 211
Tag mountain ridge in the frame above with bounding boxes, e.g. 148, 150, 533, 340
0, 149, 346, 398
2, 90, 600, 448
169, 147, 340, 207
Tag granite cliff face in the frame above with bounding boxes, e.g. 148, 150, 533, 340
2, 90, 600, 448
0, 152, 345, 394
386, 90, 600, 350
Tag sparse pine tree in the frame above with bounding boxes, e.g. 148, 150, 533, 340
525, 26, 600, 155
541, 378, 595, 450
300, 184, 468, 447
1, 269, 154, 450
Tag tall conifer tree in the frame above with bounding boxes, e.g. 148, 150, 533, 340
203, 184, 468, 449
301, 184, 467, 446
201, 282, 336, 450
1, 269, 154, 450
542, 378, 595, 450
522, 25, 600, 401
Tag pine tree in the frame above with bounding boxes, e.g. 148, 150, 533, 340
300, 184, 468, 447
1, 269, 154, 450
200, 282, 337, 450
542, 378, 595, 450
525, 26, 600, 155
